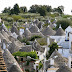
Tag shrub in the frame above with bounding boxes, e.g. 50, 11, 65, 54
62, 14, 72, 18
56, 19, 71, 30
25, 69, 30, 72
39, 61, 43, 70
37, 38, 47, 46
12, 51, 38, 59
43, 23, 49, 27
12, 15, 23, 21
20, 38, 30, 45
30, 35, 42, 41
46, 42, 58, 59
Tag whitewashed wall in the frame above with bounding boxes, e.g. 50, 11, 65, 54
50, 36, 65, 42
57, 39, 69, 48
47, 70, 57, 72
19, 29, 24, 35
69, 33, 72, 49
65, 26, 72, 40
58, 49, 69, 58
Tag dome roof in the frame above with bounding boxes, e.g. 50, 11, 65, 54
23, 28, 31, 37
55, 27, 65, 36
29, 24, 40, 33
42, 26, 56, 36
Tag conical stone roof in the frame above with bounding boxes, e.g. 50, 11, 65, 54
34, 19, 39, 25
23, 28, 31, 39
56, 66, 72, 72
42, 26, 56, 36
3, 49, 23, 72
11, 25, 19, 35
29, 24, 40, 33
37, 22, 43, 29
55, 27, 65, 36
8, 40, 24, 54
32, 39, 41, 51
50, 50, 68, 67
9, 64, 23, 72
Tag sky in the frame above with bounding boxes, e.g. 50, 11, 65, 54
0, 0, 72, 15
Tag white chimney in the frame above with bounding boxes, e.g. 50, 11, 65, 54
50, 58, 54, 65
26, 28, 29, 30
3, 43, 6, 49
38, 29, 40, 32
68, 55, 71, 68
0, 39, 1, 43
47, 36, 50, 46
0, 18, 1, 23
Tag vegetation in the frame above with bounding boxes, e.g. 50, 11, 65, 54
38, 6, 47, 16
46, 42, 58, 59
30, 35, 42, 41
25, 69, 30, 72
56, 19, 71, 30
37, 38, 47, 45
2, 3, 64, 16
12, 51, 38, 59
20, 38, 30, 45
39, 61, 43, 70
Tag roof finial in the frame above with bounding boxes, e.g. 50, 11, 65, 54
31, 23, 34, 26
26, 28, 28, 30
25, 22, 27, 24
3, 21, 4, 24
59, 24, 61, 28
48, 25, 49, 27
35, 39, 37, 42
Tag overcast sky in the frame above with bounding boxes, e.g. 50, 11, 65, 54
0, 0, 72, 15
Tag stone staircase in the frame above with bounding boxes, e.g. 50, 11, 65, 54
0, 47, 8, 72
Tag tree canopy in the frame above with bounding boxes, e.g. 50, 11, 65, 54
12, 51, 38, 59
46, 42, 58, 59
38, 6, 47, 16
56, 19, 71, 30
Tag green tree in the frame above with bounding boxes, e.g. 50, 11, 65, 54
2, 7, 11, 13
38, 6, 47, 16
46, 42, 58, 59
53, 6, 64, 14
56, 19, 71, 30
58, 5, 64, 13
43, 5, 52, 12
29, 5, 39, 13
20, 6, 27, 13
13, 3, 20, 15
10, 9, 14, 15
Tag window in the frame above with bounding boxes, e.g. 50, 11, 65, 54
68, 32, 69, 37
37, 52, 38, 54
21, 58, 23, 61
71, 61, 72, 68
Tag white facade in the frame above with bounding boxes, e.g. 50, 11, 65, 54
3, 43, 6, 49
0, 18, 1, 23
68, 55, 71, 68
58, 49, 69, 58
65, 26, 72, 40
50, 36, 65, 42
57, 38, 69, 48
19, 28, 24, 35
69, 33, 72, 49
